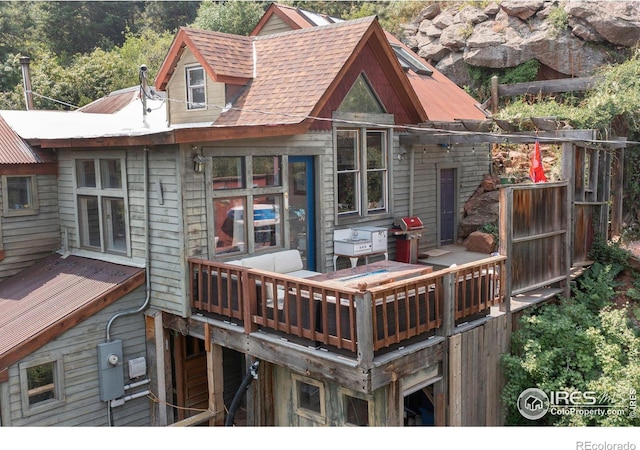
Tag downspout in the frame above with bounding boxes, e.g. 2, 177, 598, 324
105, 146, 151, 341
225, 359, 260, 426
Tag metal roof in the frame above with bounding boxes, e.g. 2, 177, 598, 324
0, 114, 43, 164
0, 94, 168, 141
0, 254, 145, 372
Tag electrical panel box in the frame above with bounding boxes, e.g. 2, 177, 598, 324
97, 340, 125, 402
353, 226, 388, 253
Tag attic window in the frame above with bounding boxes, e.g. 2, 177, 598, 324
338, 74, 384, 114
391, 44, 432, 76
186, 66, 206, 110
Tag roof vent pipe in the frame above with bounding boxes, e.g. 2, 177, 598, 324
20, 56, 34, 111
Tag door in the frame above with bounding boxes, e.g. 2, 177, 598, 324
288, 156, 316, 270
440, 168, 456, 245
173, 335, 208, 422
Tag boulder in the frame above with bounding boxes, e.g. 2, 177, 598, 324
464, 231, 496, 253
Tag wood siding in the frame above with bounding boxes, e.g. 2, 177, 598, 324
166, 48, 226, 126
255, 15, 296, 36
447, 313, 510, 426
0, 174, 60, 281
0, 286, 150, 426
409, 142, 492, 253
57, 147, 187, 316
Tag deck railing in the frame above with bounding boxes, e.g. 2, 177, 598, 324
189, 255, 506, 355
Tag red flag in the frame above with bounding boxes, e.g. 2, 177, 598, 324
529, 139, 547, 183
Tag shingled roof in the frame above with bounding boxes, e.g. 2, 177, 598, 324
250, 3, 487, 122
156, 16, 426, 130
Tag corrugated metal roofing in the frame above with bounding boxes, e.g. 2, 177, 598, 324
78, 86, 140, 114
0, 114, 43, 164
0, 254, 144, 369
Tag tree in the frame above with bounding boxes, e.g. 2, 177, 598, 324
501, 262, 640, 426
191, 0, 267, 35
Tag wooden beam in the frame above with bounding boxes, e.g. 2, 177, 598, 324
497, 76, 598, 97
400, 129, 597, 146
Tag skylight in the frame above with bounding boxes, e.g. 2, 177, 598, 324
298, 8, 343, 26
391, 44, 433, 76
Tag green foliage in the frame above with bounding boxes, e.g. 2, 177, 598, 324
547, 6, 569, 35
467, 60, 540, 103
191, 0, 267, 35
589, 235, 632, 271
501, 261, 640, 426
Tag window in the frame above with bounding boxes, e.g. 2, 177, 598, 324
20, 357, 65, 416
2, 175, 38, 216
292, 374, 325, 423
336, 128, 388, 217
75, 157, 129, 255
343, 394, 370, 426
186, 66, 205, 110
391, 44, 433, 76
338, 74, 385, 114
211, 155, 283, 255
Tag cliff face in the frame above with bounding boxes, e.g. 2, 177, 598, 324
402, 1, 640, 87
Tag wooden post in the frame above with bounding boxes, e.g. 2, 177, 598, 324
146, 309, 168, 426
437, 273, 455, 337
499, 186, 512, 313
490, 76, 499, 114
207, 342, 225, 426
355, 292, 373, 369
448, 333, 462, 426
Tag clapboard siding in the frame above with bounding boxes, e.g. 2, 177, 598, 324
409, 143, 492, 253
0, 173, 60, 281
2, 286, 150, 426
146, 146, 185, 316
166, 48, 226, 125
255, 14, 295, 36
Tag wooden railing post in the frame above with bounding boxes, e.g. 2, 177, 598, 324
355, 292, 373, 369
242, 269, 258, 334
437, 272, 455, 337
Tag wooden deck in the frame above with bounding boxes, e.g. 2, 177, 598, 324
189, 254, 507, 357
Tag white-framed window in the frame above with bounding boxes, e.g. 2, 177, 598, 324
19, 356, 65, 416
1, 175, 39, 216
186, 65, 206, 110
74, 156, 129, 255
209, 154, 284, 256
292, 373, 326, 424
336, 128, 388, 217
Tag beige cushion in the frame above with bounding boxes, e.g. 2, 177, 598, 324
241, 253, 276, 272
273, 249, 303, 273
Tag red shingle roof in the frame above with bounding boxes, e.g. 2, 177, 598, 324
0, 254, 145, 372
214, 17, 379, 127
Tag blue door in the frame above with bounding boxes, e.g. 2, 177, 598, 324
440, 168, 456, 245
288, 156, 316, 270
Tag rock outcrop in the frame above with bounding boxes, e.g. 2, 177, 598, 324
402, 0, 640, 87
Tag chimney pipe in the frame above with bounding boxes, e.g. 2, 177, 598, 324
20, 56, 34, 110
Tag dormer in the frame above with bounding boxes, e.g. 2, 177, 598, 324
155, 28, 254, 127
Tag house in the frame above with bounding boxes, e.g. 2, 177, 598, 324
1, 7, 513, 427
0, 89, 161, 426
0, 115, 59, 281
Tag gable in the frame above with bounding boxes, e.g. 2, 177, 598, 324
313, 37, 424, 130
165, 47, 227, 125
